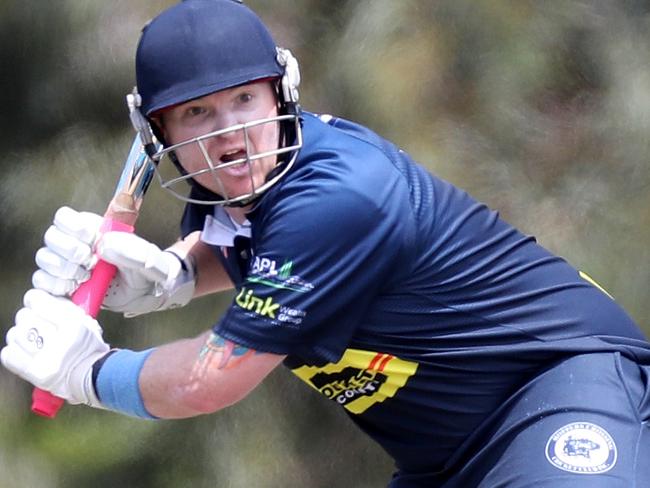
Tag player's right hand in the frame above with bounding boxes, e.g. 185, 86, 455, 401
32, 206, 196, 317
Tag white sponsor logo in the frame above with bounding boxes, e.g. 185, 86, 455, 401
545, 422, 617, 474
277, 306, 306, 325
248, 256, 314, 293
251, 256, 280, 276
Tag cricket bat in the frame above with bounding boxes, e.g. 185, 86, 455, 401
32, 127, 159, 418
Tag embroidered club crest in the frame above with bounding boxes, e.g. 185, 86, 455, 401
545, 422, 617, 474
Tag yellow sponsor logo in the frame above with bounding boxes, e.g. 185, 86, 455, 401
235, 287, 280, 319
291, 348, 418, 414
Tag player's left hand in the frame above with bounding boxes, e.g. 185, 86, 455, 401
1, 288, 109, 406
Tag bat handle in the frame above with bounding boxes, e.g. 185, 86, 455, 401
31, 388, 65, 418
31, 218, 134, 418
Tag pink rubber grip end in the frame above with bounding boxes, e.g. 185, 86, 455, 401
31, 388, 65, 418
31, 218, 134, 418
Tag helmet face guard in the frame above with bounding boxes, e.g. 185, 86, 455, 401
130, 0, 303, 206
152, 111, 303, 206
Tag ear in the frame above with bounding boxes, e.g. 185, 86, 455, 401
149, 114, 169, 144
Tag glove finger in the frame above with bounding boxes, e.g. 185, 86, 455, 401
53, 206, 102, 246
23, 289, 104, 342
35, 247, 90, 281
143, 250, 178, 283
44, 225, 94, 266
96, 232, 153, 268
32, 269, 78, 296
114, 268, 152, 291
23, 288, 86, 325
98, 232, 168, 282
102, 277, 152, 312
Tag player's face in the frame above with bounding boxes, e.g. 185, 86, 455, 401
158, 81, 280, 202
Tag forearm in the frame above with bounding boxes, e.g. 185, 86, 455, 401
138, 332, 212, 418
134, 332, 285, 419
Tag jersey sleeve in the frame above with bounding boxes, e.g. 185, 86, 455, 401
214, 160, 415, 365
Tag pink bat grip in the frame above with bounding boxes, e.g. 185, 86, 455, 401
31, 218, 135, 418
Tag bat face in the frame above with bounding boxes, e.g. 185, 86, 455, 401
115, 137, 159, 202
106, 136, 160, 224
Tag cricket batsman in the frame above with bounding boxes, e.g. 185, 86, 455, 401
3, 1, 650, 486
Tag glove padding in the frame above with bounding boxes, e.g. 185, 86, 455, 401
1, 289, 109, 406
32, 206, 195, 317
33, 206, 102, 295
98, 233, 196, 317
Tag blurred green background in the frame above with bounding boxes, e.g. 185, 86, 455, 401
1, 1, 649, 486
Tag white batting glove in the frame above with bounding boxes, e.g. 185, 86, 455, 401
32, 206, 195, 317
97, 233, 196, 317
33, 206, 103, 296
1, 289, 109, 407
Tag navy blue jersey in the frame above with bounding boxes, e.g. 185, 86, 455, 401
181, 111, 650, 475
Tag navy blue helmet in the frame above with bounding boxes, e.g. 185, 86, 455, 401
129, 0, 302, 206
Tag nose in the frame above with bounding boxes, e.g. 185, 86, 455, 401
200, 111, 245, 165
200, 108, 235, 141
202, 112, 243, 157
213, 109, 241, 138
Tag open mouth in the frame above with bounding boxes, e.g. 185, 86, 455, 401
218, 149, 250, 176
220, 149, 247, 164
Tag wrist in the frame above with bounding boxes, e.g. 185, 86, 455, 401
93, 348, 158, 419
66, 348, 110, 408
92, 350, 118, 391
164, 248, 195, 275
160, 249, 196, 309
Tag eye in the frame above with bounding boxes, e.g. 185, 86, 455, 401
237, 92, 254, 104
186, 106, 207, 117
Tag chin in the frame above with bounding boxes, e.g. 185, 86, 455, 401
199, 180, 252, 199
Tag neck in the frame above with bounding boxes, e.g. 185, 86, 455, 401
225, 206, 250, 224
